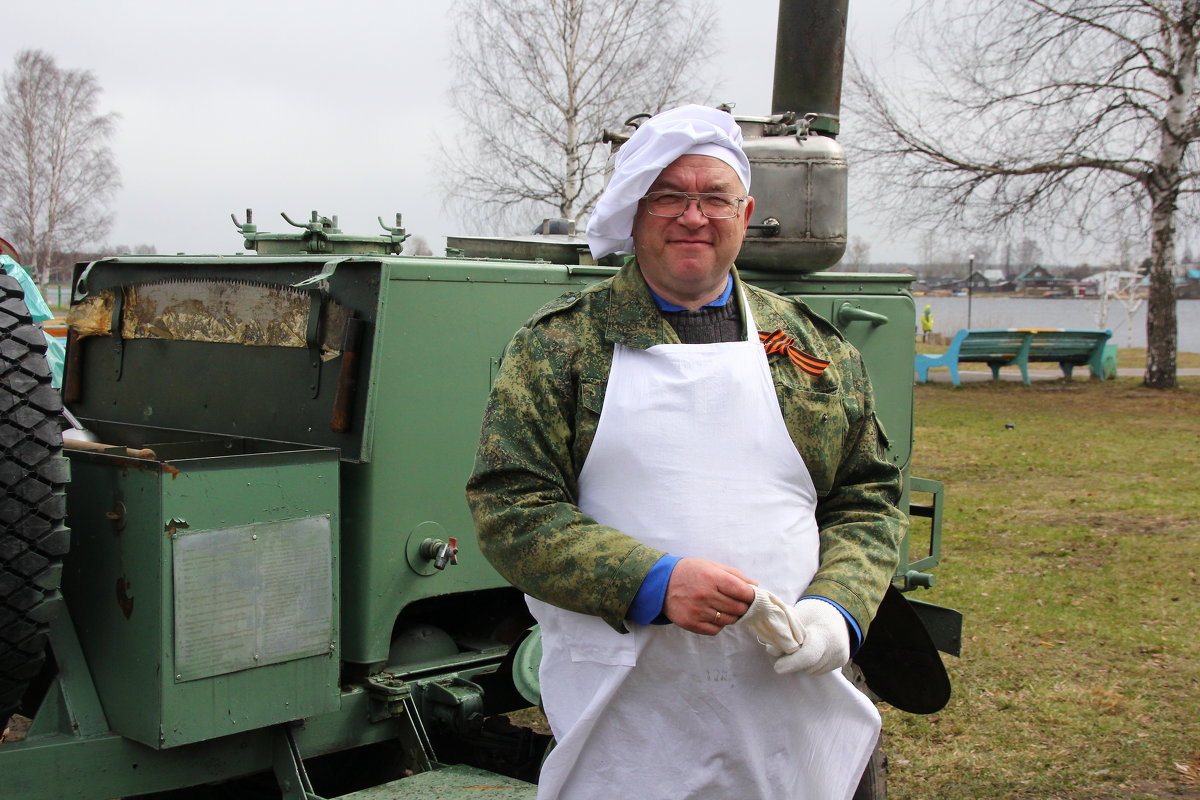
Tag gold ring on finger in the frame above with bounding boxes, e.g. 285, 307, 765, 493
713, 610, 722, 624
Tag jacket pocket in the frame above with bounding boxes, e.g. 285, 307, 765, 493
773, 384, 851, 497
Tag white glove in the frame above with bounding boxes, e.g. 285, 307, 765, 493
770, 598, 851, 676
740, 587, 805, 655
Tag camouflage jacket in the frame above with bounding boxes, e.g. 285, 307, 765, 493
466, 261, 906, 634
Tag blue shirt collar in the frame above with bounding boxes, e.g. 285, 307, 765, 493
648, 273, 734, 312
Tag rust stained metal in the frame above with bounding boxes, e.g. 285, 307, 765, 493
111, 455, 164, 475
164, 518, 190, 538
105, 500, 127, 533
115, 577, 135, 620
64, 448, 166, 477
64, 291, 115, 338
65, 280, 347, 359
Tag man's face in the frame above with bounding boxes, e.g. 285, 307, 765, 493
631, 154, 754, 309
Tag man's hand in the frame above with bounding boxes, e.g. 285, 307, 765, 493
663, 558, 756, 635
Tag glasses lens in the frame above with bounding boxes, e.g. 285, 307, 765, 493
644, 192, 742, 218
646, 193, 688, 216
700, 194, 739, 218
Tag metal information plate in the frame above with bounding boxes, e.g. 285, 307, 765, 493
173, 516, 333, 682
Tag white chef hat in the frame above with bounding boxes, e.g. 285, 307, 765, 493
586, 104, 751, 259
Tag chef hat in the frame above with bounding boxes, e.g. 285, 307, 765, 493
586, 104, 751, 259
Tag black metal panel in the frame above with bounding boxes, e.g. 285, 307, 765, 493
908, 596, 964, 658
854, 585, 954, 714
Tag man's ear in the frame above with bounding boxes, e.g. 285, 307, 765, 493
741, 196, 755, 233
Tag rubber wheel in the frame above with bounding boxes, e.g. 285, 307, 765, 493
0, 274, 70, 728
852, 731, 887, 800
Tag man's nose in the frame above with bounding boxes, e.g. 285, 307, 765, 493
676, 197, 709, 226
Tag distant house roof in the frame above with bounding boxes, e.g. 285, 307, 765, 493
1015, 266, 1053, 281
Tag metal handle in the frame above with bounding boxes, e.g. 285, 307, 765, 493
836, 302, 889, 326
748, 217, 782, 237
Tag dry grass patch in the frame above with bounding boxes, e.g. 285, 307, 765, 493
889, 377, 1200, 800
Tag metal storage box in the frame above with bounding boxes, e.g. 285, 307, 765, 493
62, 426, 340, 749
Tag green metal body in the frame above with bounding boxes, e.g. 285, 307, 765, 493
0, 245, 950, 798
68, 255, 930, 668
62, 433, 341, 749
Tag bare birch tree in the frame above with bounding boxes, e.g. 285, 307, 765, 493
442, 0, 716, 233
847, 0, 1200, 388
843, 235, 872, 270
0, 50, 120, 287
1013, 238, 1043, 273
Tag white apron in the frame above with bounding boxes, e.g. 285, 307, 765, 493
528, 290, 880, 800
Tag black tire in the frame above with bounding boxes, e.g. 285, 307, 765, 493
852, 731, 887, 800
0, 274, 70, 728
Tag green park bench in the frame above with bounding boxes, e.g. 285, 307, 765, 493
915, 328, 1113, 386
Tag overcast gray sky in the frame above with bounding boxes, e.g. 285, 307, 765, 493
3, 0, 918, 262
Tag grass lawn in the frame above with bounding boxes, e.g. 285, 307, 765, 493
888, 376, 1200, 799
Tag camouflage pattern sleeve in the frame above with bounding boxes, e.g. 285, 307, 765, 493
465, 300, 665, 634
805, 348, 906, 634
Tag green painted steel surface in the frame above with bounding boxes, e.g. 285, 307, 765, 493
62, 254, 927, 671
338, 258, 596, 667
4, 650, 527, 800
342, 764, 536, 798
2, 689, 409, 800
61, 436, 340, 749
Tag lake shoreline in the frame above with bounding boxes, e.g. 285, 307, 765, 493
915, 296, 1200, 352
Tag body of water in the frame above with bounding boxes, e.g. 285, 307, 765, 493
917, 296, 1200, 352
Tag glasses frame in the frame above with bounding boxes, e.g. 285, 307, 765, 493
640, 191, 747, 219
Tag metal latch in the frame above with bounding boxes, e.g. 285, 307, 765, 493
362, 673, 412, 722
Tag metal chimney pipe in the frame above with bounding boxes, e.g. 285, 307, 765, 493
771, 0, 848, 135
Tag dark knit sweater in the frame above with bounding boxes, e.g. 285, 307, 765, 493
660, 299, 742, 344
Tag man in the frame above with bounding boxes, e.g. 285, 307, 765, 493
467, 105, 905, 799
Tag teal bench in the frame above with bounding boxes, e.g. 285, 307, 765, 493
915, 328, 1113, 386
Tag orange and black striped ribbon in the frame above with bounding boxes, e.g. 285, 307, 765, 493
758, 330, 830, 376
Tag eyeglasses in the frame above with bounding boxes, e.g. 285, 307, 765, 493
641, 191, 746, 219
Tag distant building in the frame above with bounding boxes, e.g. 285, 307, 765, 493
946, 268, 1012, 293
1014, 265, 1072, 294
980, 268, 1007, 285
